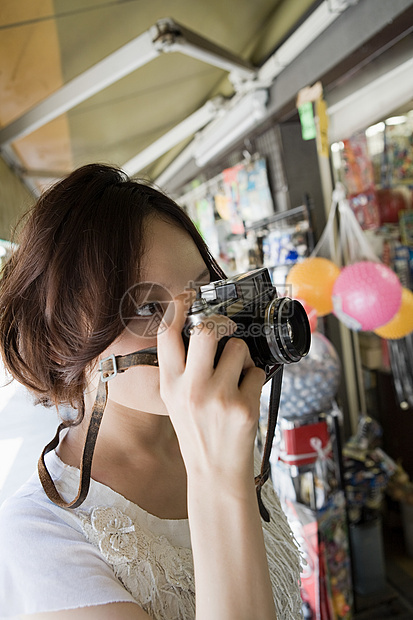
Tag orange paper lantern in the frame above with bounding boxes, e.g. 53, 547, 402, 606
286, 257, 341, 317
374, 287, 413, 340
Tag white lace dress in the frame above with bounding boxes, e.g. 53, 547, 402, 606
0, 450, 303, 619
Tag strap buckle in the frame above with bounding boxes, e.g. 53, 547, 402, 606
99, 354, 118, 382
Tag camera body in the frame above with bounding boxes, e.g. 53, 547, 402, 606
184, 268, 311, 382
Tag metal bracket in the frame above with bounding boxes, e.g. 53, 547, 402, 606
99, 354, 118, 383
150, 17, 256, 80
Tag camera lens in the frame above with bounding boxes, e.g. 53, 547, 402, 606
265, 297, 311, 364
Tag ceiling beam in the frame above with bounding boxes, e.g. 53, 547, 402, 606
265, 0, 413, 120
152, 18, 256, 79
0, 18, 256, 147
328, 54, 413, 142
122, 98, 223, 176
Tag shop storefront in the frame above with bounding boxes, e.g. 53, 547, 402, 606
158, 4, 413, 617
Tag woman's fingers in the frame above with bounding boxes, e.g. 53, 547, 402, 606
238, 364, 267, 406
212, 337, 266, 412
185, 315, 237, 378
158, 294, 265, 416
158, 290, 238, 379
213, 336, 255, 382
157, 289, 196, 376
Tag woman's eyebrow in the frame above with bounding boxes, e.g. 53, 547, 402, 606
157, 267, 210, 292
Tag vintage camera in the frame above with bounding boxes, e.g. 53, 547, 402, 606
184, 268, 311, 382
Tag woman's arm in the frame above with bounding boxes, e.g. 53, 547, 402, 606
187, 454, 276, 620
157, 292, 277, 620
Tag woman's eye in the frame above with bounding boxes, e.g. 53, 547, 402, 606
135, 302, 163, 317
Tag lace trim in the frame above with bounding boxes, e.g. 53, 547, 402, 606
78, 482, 303, 620
260, 481, 304, 618
79, 507, 195, 619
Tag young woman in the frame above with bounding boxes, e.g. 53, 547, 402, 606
0, 164, 302, 619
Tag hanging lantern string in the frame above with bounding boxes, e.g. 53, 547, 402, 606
338, 194, 380, 265
310, 187, 339, 264
311, 182, 380, 266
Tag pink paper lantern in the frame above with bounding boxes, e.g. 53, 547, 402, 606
332, 261, 402, 331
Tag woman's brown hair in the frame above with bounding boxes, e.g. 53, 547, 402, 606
0, 163, 224, 421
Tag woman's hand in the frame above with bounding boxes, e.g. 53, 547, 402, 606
157, 290, 266, 483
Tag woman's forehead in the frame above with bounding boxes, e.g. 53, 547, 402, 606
141, 217, 207, 290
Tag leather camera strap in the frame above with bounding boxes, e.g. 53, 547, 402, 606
37, 348, 158, 508
255, 366, 284, 522
38, 345, 281, 522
